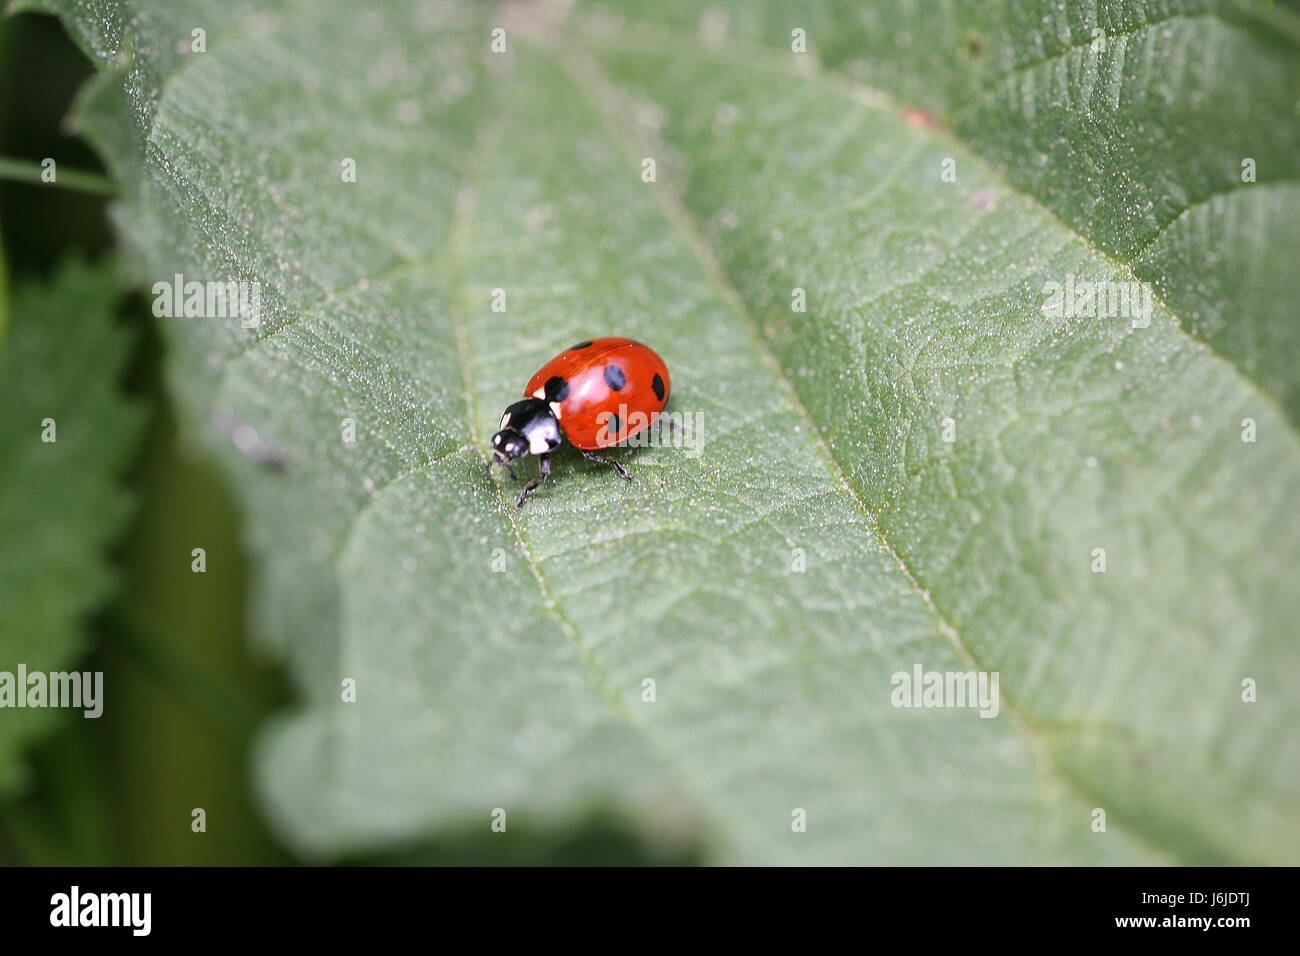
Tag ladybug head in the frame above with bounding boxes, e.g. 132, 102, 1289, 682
490, 427, 528, 463
490, 398, 562, 478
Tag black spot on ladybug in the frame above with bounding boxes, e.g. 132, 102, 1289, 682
545, 376, 569, 402
651, 373, 665, 401
607, 412, 621, 438
603, 364, 626, 391
570, 340, 593, 350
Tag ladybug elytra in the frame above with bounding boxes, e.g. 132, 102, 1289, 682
490, 337, 671, 508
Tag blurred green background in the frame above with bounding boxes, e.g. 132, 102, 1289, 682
0, 12, 294, 865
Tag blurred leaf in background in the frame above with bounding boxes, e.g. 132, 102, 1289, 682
11, 0, 1300, 864
0, 11, 292, 865
0, 9, 113, 267
0, 256, 142, 800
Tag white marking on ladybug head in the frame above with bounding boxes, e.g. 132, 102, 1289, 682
532, 387, 546, 400
528, 431, 552, 455
500, 412, 511, 428
549, 401, 563, 419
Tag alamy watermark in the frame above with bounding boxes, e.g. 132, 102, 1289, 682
152, 273, 261, 328
0, 665, 102, 718
50, 886, 150, 936
891, 664, 999, 718
1042, 274, 1152, 328
595, 406, 704, 457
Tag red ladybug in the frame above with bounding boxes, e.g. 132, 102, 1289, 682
490, 337, 671, 508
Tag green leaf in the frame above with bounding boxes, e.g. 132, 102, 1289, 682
0, 256, 143, 796
590, 0, 1300, 421
38, 0, 1300, 863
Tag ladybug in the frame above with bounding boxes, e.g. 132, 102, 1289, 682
490, 337, 671, 508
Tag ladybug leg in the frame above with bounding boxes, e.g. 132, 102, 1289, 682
580, 448, 632, 482
516, 453, 550, 509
